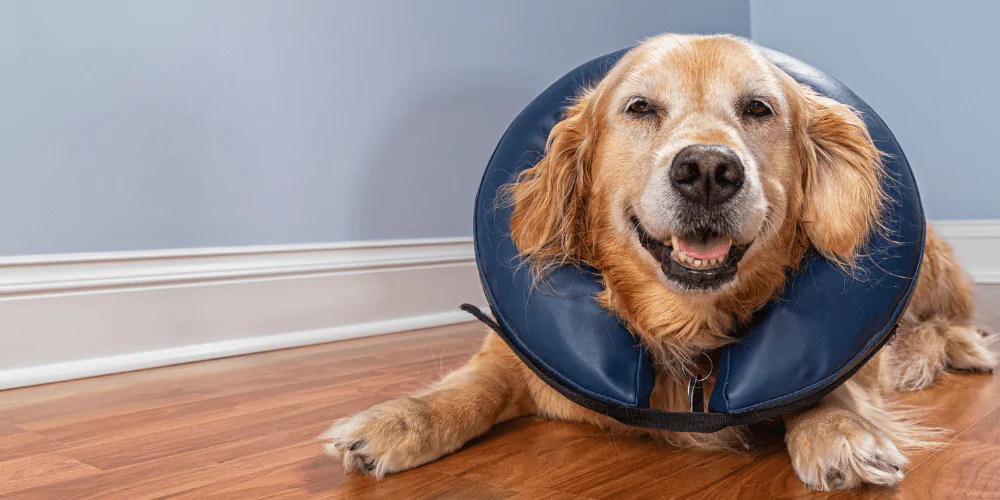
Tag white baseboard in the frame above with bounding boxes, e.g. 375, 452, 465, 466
0, 238, 485, 390
0, 310, 475, 391
933, 220, 1000, 284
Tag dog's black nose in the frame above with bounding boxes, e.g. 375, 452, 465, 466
669, 144, 745, 207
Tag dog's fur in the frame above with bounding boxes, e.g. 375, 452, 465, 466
321, 34, 996, 491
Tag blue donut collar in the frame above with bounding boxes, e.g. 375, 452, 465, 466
462, 47, 925, 432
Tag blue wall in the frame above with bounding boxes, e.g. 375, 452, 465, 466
751, 0, 998, 220
0, 0, 750, 255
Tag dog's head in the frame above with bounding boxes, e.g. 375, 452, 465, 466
507, 34, 885, 298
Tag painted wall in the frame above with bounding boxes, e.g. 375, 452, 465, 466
0, 0, 750, 255
750, 0, 998, 220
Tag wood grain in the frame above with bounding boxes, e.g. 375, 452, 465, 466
0, 289, 997, 499
0, 453, 99, 496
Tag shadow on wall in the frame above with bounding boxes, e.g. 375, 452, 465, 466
354, 74, 543, 241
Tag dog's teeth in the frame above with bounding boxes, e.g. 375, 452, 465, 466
673, 248, 732, 269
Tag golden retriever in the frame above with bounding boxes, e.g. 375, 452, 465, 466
321, 34, 996, 491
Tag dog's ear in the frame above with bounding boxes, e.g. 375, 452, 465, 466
796, 87, 886, 265
506, 89, 599, 272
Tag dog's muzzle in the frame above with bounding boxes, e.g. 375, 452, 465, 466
633, 144, 753, 290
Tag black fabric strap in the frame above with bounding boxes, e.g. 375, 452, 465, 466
459, 304, 767, 433
688, 377, 706, 413
459, 303, 503, 335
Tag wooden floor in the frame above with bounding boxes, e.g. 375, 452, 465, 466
1, 290, 999, 499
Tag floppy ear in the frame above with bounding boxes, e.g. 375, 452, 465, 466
506, 89, 598, 271
797, 87, 886, 264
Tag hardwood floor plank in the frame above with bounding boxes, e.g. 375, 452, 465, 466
505, 488, 591, 500
59, 373, 418, 470
0, 424, 66, 463
894, 371, 1000, 431
36, 351, 470, 450
331, 469, 515, 500
0, 454, 100, 496
6, 437, 321, 499
879, 405, 1000, 499
158, 455, 347, 499
426, 419, 666, 495
1, 347, 476, 432
543, 440, 733, 498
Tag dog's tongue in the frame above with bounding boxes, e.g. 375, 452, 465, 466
671, 235, 732, 260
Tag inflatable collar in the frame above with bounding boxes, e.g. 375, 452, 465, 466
462, 47, 925, 432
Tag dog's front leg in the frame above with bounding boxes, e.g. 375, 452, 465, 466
320, 333, 531, 477
783, 358, 908, 490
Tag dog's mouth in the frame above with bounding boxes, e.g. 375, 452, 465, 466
631, 216, 750, 291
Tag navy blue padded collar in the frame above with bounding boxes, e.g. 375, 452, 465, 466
467, 47, 924, 432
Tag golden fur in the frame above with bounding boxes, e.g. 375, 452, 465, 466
322, 34, 995, 491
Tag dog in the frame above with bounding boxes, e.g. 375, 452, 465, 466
321, 34, 996, 491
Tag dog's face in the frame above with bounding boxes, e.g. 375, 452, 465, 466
509, 34, 884, 301
602, 36, 789, 292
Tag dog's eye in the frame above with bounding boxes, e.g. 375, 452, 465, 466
743, 100, 772, 118
626, 98, 654, 116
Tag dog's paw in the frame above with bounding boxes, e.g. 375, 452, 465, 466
319, 397, 448, 478
944, 325, 997, 373
787, 409, 907, 491
891, 323, 996, 392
